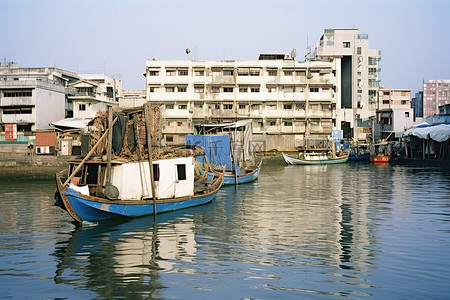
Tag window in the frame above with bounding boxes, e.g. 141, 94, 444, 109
401, 100, 408, 105
357, 47, 362, 54
149, 71, 159, 76
267, 104, 276, 110
343, 42, 351, 48
177, 164, 187, 181
178, 70, 188, 76
178, 105, 187, 109
284, 71, 293, 76
79, 104, 86, 111
149, 87, 158, 93
194, 103, 203, 108
194, 86, 204, 93
239, 104, 246, 109
310, 87, 319, 93
3, 108, 32, 114
223, 70, 234, 76
153, 164, 160, 181
177, 121, 183, 126
214, 104, 220, 109
239, 87, 248, 93
268, 70, 277, 76
166, 70, 176, 76
383, 91, 390, 95
383, 100, 390, 104
165, 104, 174, 109
283, 121, 292, 126
3, 90, 32, 97
177, 86, 187, 93
195, 70, 204, 76
369, 68, 377, 75
250, 87, 260, 93
267, 87, 277, 93
405, 112, 410, 118
166, 136, 174, 142
249, 69, 260, 76
223, 87, 233, 93
211, 87, 220, 93
296, 71, 306, 76
284, 86, 294, 93
165, 87, 175, 92
268, 121, 276, 126
251, 104, 261, 110
224, 104, 233, 110
283, 104, 292, 110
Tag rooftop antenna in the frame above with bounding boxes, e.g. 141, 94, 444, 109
186, 48, 191, 60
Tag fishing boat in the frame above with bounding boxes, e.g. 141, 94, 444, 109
348, 143, 371, 161
54, 104, 224, 223
186, 120, 261, 185
282, 151, 349, 165
369, 142, 391, 162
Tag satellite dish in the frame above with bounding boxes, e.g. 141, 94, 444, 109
186, 48, 191, 54
291, 49, 297, 59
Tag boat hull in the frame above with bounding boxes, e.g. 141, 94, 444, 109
370, 155, 390, 162
282, 152, 349, 165
55, 173, 224, 222
206, 162, 261, 185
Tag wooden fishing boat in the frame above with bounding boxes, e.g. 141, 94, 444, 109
54, 104, 224, 223
282, 151, 349, 165
369, 142, 391, 162
202, 161, 262, 185
186, 120, 261, 185
55, 158, 224, 223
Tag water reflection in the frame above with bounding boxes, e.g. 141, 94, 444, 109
53, 214, 198, 299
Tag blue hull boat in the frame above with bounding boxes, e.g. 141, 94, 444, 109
204, 161, 261, 185
55, 171, 223, 222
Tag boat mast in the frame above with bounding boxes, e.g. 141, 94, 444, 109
144, 102, 157, 214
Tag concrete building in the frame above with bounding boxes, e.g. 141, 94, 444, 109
315, 28, 381, 142
376, 89, 414, 140
423, 80, 450, 117
411, 91, 423, 120
0, 62, 79, 144
145, 55, 339, 151
68, 74, 122, 119
120, 90, 146, 108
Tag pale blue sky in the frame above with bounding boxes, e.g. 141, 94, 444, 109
1, 0, 449, 94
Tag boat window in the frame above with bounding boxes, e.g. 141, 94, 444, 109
176, 164, 186, 181
153, 164, 160, 181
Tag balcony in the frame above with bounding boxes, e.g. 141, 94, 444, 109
1, 97, 35, 107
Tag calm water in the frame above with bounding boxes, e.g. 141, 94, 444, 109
1, 158, 450, 299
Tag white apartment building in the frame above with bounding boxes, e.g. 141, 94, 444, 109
145, 54, 339, 151
68, 74, 122, 119
315, 29, 381, 142
0, 63, 79, 140
376, 89, 414, 140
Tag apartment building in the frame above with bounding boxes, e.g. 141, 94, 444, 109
376, 89, 414, 139
315, 28, 381, 142
0, 62, 79, 142
68, 74, 122, 119
423, 80, 450, 117
411, 91, 423, 120
145, 55, 338, 151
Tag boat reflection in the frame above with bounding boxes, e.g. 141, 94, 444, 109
53, 213, 199, 298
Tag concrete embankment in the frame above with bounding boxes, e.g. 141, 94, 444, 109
0, 144, 71, 180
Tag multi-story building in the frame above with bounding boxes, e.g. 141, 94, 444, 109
68, 74, 122, 119
315, 28, 381, 142
120, 90, 147, 108
376, 89, 414, 140
423, 80, 450, 117
0, 62, 79, 141
411, 91, 423, 120
145, 55, 338, 151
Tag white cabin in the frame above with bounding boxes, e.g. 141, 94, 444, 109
110, 156, 195, 200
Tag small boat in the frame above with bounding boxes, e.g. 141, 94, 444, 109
55, 157, 224, 223
186, 120, 261, 185
348, 143, 371, 161
370, 142, 391, 162
54, 104, 224, 223
282, 151, 349, 165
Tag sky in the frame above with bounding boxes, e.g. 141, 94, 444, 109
1, 0, 449, 94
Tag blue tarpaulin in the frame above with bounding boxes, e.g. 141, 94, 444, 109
186, 134, 241, 174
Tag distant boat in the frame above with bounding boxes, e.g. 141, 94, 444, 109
54, 104, 224, 223
348, 143, 371, 161
369, 142, 391, 162
282, 151, 349, 165
186, 120, 261, 185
